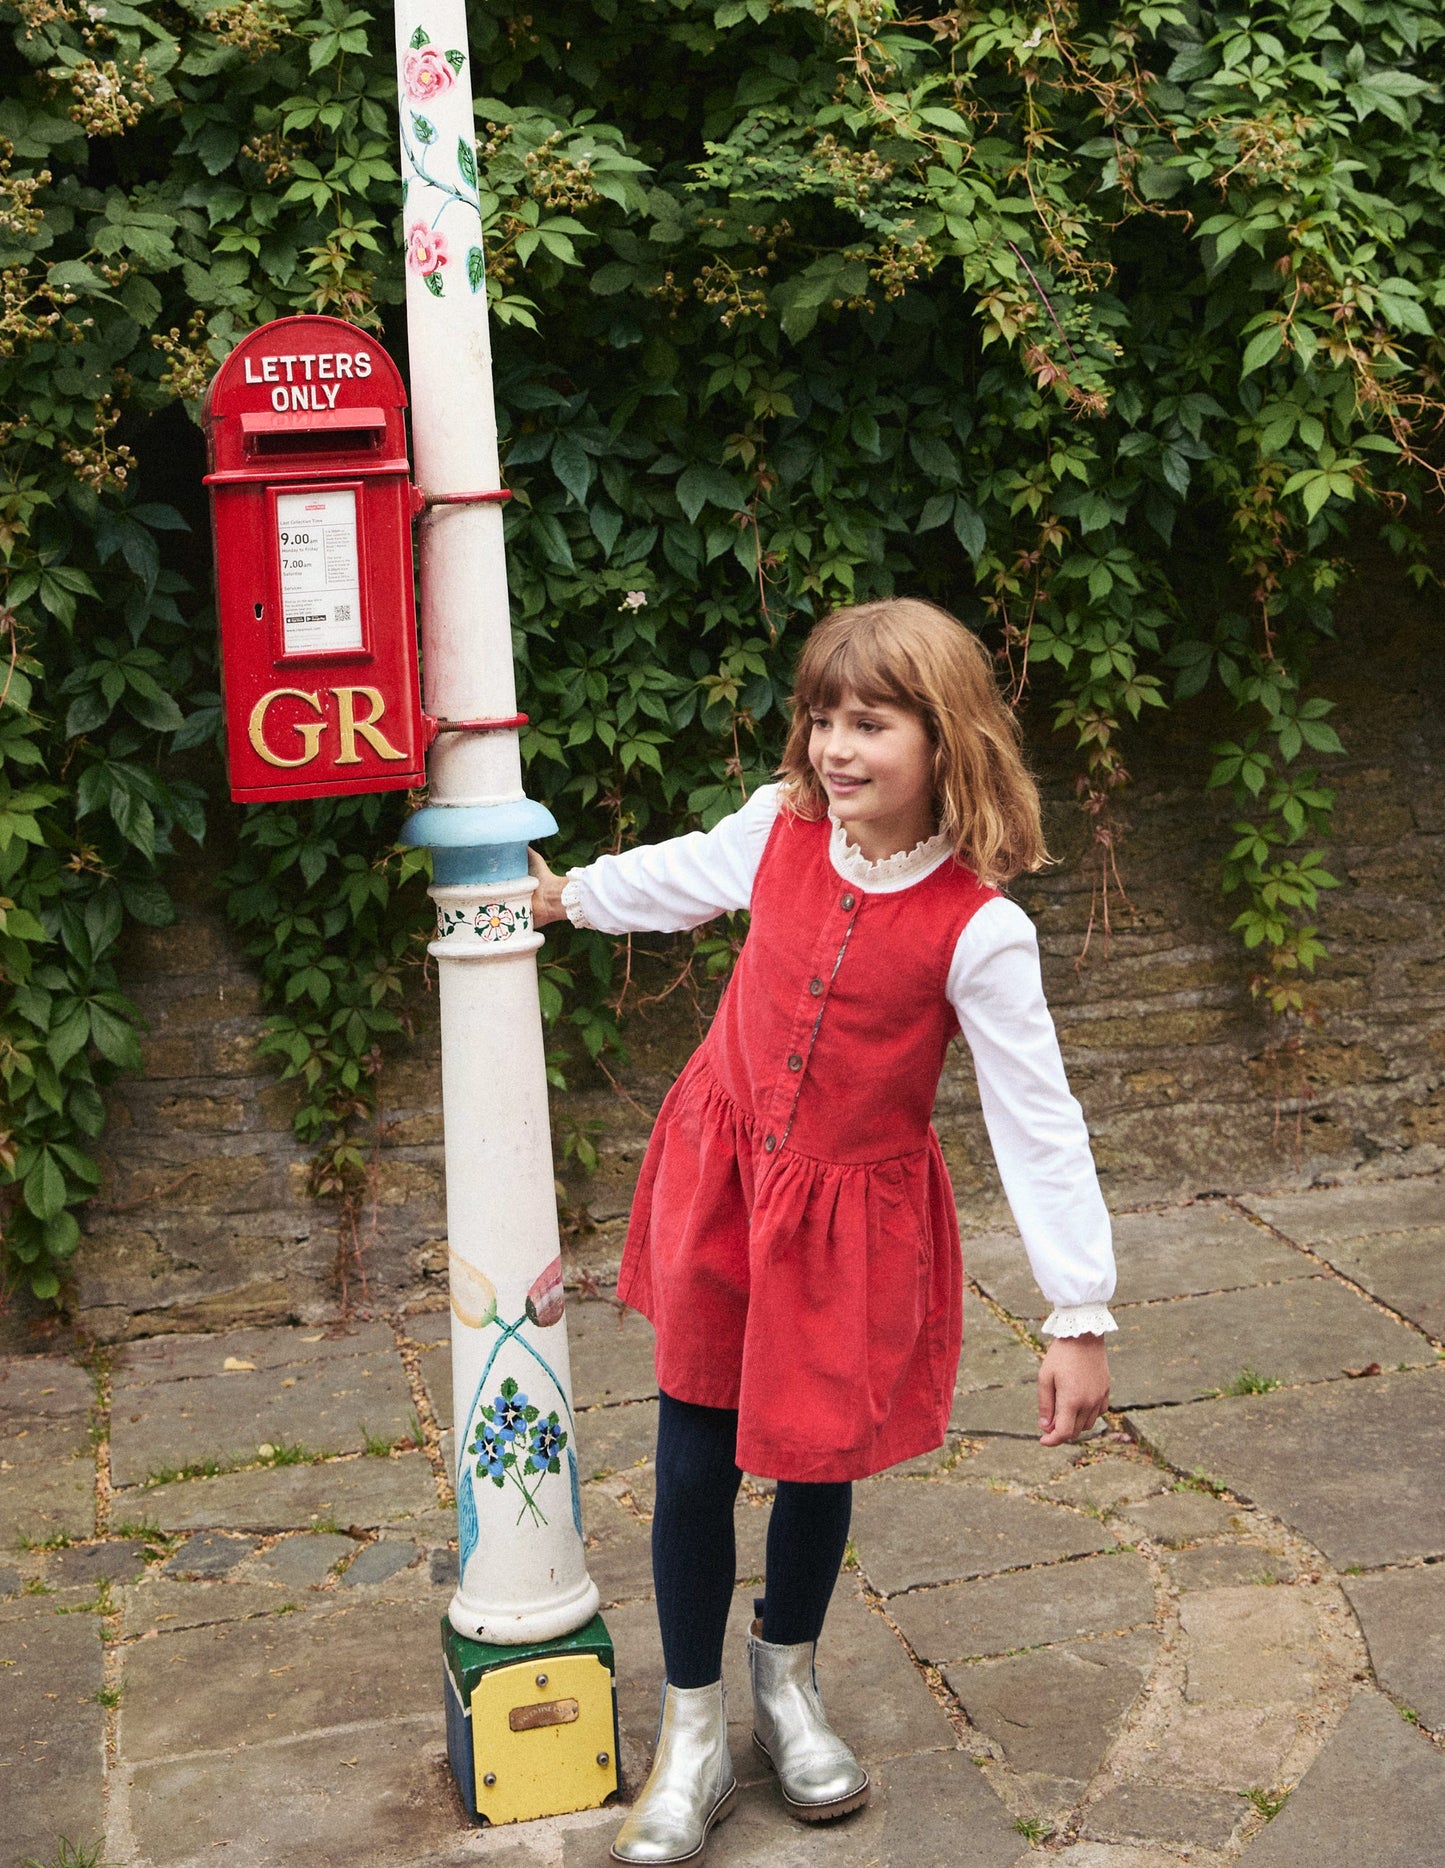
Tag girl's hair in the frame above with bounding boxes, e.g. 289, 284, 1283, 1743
777, 598, 1051, 887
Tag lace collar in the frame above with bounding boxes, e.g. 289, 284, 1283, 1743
828, 814, 953, 888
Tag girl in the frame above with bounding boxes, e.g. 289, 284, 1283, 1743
530, 599, 1116, 1865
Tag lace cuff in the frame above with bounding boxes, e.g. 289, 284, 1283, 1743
1041, 1303, 1117, 1339
560, 875, 594, 930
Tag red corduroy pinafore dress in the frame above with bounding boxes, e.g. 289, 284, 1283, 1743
616, 806, 1001, 1481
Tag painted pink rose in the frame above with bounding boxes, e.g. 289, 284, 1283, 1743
406, 221, 448, 277
403, 46, 455, 99
525, 1257, 566, 1329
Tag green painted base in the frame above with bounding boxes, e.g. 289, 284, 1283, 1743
443, 1612, 619, 1826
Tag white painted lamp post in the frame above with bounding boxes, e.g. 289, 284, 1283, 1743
391, 0, 617, 1827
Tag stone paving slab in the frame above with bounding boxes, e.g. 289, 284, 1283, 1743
569, 1298, 658, 1408
944, 1631, 1154, 1806
1166, 1544, 1295, 1590
1, 1600, 107, 1867
852, 1478, 1116, 1595
124, 1715, 456, 1868
573, 1399, 658, 1480
118, 1320, 397, 1381
1041, 1459, 1168, 1514
581, 1487, 654, 1610
1127, 1368, 1445, 1568
953, 1436, 1085, 1486
1239, 1176, 1445, 1246
1137, 1703, 1302, 1794
1238, 1688, 1445, 1867
1179, 1585, 1320, 1706
1079, 1783, 1242, 1850
111, 1346, 416, 1485
250, 1530, 359, 1589
959, 1299, 1042, 1389
890, 1552, 1155, 1664
1117, 1490, 1242, 1546
0, 1352, 93, 1420
1292, 1225, 1445, 1340
1106, 1278, 1428, 1408
45, 1537, 152, 1589
122, 1574, 304, 1636
1, 1416, 95, 1548
950, 1381, 1042, 1436
163, 1530, 257, 1577
1343, 1565, 1445, 1731
966, 1204, 1313, 1318
121, 1596, 441, 1758
121, 1450, 438, 1533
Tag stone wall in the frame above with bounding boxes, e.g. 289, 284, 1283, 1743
61, 572, 1445, 1339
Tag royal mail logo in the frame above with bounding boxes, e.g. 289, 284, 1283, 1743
248, 685, 407, 768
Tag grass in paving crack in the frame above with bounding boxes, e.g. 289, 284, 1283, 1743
93, 1684, 123, 1709
14, 1529, 73, 1552
1013, 1815, 1054, 1843
142, 1457, 226, 1489
361, 1425, 395, 1458
1175, 1469, 1228, 1497
56, 1579, 117, 1617
23, 1840, 105, 1868
1242, 1786, 1290, 1821
259, 1441, 316, 1467
1224, 1368, 1282, 1396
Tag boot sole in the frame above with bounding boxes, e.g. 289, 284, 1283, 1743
753, 1735, 872, 1823
609, 1779, 737, 1864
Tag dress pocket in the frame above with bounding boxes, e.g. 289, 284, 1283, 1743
862, 1159, 932, 1421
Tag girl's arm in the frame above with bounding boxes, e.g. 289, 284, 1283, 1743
531, 785, 781, 933
948, 897, 1116, 1442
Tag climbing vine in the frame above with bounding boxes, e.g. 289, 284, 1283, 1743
1, 0, 1443, 1300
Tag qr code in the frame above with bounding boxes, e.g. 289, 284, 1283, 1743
334, 604, 352, 622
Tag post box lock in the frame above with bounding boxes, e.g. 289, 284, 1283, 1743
203, 313, 429, 805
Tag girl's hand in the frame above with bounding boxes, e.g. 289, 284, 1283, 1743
528, 849, 568, 928
1038, 1334, 1111, 1445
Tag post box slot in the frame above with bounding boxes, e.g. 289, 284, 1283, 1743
242, 408, 387, 456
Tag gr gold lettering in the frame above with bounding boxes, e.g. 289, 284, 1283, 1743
334, 687, 406, 765
248, 689, 325, 767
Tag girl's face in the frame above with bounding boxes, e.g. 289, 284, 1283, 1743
807, 690, 936, 861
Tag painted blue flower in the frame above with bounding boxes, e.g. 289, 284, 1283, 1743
491, 1389, 529, 1442
532, 1417, 565, 1464
474, 1429, 506, 1481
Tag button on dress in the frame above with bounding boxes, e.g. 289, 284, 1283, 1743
617, 806, 1002, 1482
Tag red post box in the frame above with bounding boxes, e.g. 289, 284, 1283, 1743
203, 314, 426, 803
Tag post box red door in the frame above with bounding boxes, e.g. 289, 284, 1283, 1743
203, 314, 425, 803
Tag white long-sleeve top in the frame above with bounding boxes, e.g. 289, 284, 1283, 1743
562, 784, 1116, 1337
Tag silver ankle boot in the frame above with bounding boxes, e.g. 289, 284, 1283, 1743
610, 1679, 737, 1864
748, 1622, 870, 1822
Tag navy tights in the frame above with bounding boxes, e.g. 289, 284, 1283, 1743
652, 1390, 852, 1689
